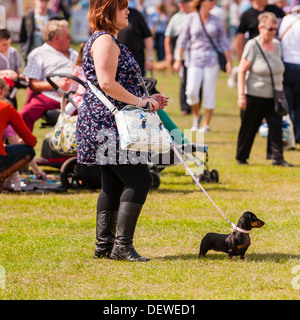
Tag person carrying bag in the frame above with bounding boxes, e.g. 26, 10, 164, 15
236, 12, 292, 167
76, 0, 169, 262
255, 39, 288, 116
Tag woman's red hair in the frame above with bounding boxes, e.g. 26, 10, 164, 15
88, 0, 128, 34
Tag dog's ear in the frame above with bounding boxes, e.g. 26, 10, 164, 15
246, 211, 260, 221
238, 212, 252, 230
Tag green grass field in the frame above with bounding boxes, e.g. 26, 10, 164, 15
0, 67, 299, 300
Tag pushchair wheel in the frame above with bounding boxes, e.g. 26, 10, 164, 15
60, 157, 84, 190
196, 169, 219, 184
150, 171, 161, 190
198, 170, 211, 183
210, 169, 219, 183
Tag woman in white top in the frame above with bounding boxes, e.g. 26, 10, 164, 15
279, 5, 300, 144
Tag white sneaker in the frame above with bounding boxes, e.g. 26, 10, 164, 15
191, 116, 202, 132
198, 125, 210, 133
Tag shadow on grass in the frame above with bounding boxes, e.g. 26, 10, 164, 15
4, 185, 251, 195
155, 252, 299, 262
155, 186, 251, 194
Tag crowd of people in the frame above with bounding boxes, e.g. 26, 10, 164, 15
115, 0, 300, 157
125, 0, 299, 156
1, 1, 78, 192
0, 0, 299, 260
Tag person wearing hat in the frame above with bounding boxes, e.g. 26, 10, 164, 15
279, 1, 300, 144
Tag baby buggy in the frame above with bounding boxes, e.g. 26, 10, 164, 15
35, 73, 102, 190
37, 74, 218, 190
142, 78, 219, 189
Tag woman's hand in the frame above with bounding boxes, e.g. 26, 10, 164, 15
151, 93, 169, 110
173, 60, 182, 73
238, 94, 247, 110
139, 94, 169, 112
226, 61, 232, 74
140, 97, 159, 112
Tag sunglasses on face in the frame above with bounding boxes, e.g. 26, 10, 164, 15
262, 26, 277, 32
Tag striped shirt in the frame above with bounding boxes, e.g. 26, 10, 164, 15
176, 12, 229, 68
24, 43, 78, 102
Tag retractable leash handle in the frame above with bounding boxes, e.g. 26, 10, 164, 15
172, 146, 250, 234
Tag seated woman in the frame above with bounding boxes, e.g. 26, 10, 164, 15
0, 91, 37, 192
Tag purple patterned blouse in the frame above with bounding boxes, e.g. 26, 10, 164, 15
76, 31, 147, 165
176, 12, 230, 68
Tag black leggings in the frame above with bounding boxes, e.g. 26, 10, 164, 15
97, 164, 152, 212
236, 95, 283, 161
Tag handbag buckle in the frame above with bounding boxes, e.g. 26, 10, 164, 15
142, 119, 146, 129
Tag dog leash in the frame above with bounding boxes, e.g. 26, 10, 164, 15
172, 146, 250, 234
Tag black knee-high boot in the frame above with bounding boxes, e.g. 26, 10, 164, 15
94, 210, 118, 259
110, 202, 150, 262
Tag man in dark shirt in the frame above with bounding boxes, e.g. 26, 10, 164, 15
236, 0, 285, 58
117, 8, 154, 76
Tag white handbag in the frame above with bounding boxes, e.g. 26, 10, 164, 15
87, 80, 174, 153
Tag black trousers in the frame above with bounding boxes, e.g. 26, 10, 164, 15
180, 64, 191, 113
236, 95, 283, 161
97, 164, 152, 212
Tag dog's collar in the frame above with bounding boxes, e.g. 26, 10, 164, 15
231, 223, 251, 234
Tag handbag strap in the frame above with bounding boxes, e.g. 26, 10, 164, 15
199, 14, 220, 54
280, 17, 300, 41
87, 79, 150, 114
254, 39, 275, 90
87, 80, 118, 114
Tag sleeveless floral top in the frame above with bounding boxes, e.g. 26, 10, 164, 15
76, 31, 148, 165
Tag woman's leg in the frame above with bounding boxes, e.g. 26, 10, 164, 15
95, 164, 152, 261
0, 145, 35, 192
200, 64, 220, 131
94, 165, 124, 258
186, 65, 203, 131
109, 164, 152, 262
236, 95, 265, 162
0, 144, 35, 171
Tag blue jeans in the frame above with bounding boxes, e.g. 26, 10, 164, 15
284, 62, 300, 141
0, 144, 35, 171
154, 32, 165, 61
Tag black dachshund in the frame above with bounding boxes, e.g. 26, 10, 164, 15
198, 211, 265, 260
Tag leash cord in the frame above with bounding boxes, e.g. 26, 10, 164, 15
172, 146, 250, 234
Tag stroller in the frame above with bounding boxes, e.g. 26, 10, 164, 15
142, 78, 219, 189
35, 73, 101, 190
37, 74, 218, 190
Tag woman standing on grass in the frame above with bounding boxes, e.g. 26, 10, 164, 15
76, 0, 168, 262
236, 12, 292, 167
174, 0, 232, 133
